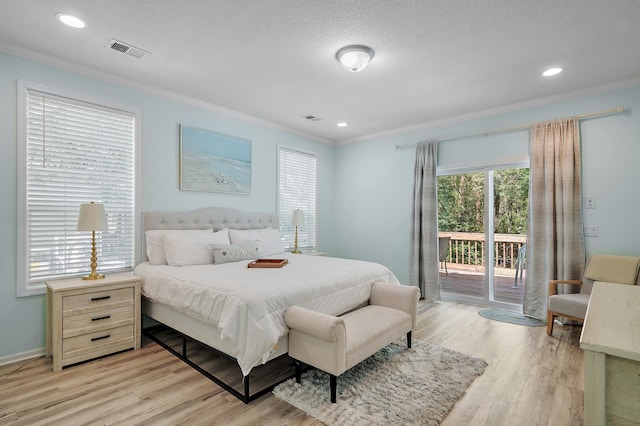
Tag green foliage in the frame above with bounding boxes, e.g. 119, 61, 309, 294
493, 169, 529, 234
437, 169, 529, 234
437, 172, 484, 232
437, 169, 528, 267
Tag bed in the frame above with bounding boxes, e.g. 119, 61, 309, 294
134, 207, 400, 401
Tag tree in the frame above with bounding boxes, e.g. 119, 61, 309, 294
437, 169, 529, 266
493, 169, 529, 234
437, 169, 528, 234
437, 172, 484, 232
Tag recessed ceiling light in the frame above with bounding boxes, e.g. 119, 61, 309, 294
542, 67, 563, 77
337, 122, 348, 127
56, 13, 87, 29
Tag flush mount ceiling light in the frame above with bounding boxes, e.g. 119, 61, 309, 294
56, 13, 87, 29
543, 67, 563, 77
336, 45, 375, 73
337, 122, 348, 127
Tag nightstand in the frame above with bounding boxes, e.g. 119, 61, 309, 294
46, 272, 141, 372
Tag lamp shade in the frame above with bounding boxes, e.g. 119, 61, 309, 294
336, 45, 375, 73
77, 202, 108, 231
291, 209, 304, 227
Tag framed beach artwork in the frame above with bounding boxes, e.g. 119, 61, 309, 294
179, 125, 252, 194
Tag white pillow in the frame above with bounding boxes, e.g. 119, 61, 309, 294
257, 228, 286, 256
163, 229, 231, 267
228, 228, 260, 245
228, 228, 285, 256
146, 228, 226, 265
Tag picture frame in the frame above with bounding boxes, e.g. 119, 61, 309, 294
179, 124, 252, 194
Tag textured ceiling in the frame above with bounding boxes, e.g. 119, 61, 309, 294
1, 0, 640, 143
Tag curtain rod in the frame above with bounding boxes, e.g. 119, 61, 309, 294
395, 106, 625, 151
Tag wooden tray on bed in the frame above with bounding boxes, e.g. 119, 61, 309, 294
247, 259, 288, 268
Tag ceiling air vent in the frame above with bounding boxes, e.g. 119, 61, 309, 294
108, 39, 150, 59
302, 115, 321, 122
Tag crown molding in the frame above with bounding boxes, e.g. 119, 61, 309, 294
4, 43, 637, 148
0, 44, 332, 145
337, 76, 640, 145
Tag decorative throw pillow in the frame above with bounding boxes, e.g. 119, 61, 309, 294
212, 243, 260, 264
228, 228, 285, 257
145, 228, 218, 265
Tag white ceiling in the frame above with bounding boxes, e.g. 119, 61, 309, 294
2, 1, 640, 143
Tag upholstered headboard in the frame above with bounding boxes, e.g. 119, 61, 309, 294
140, 207, 279, 261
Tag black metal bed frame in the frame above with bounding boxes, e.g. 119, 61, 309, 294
143, 323, 299, 404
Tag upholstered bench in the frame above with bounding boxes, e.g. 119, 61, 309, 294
284, 282, 420, 402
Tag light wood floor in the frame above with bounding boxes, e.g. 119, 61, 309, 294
0, 301, 584, 426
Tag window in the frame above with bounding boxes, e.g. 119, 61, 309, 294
278, 148, 317, 251
17, 84, 138, 296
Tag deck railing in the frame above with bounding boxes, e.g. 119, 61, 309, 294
439, 232, 526, 270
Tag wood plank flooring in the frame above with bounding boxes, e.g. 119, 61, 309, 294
0, 301, 584, 425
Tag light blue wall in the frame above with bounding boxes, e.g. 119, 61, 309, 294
2, 49, 639, 362
330, 86, 640, 284
0, 52, 334, 361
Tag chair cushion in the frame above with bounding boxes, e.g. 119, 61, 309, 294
548, 293, 590, 320
341, 305, 412, 371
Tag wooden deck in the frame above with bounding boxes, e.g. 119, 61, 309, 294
440, 265, 525, 305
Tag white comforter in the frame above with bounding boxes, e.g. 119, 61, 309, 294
134, 253, 400, 375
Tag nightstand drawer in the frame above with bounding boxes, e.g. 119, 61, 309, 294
62, 324, 134, 360
62, 305, 135, 338
63, 287, 134, 313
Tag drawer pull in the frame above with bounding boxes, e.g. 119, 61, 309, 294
91, 295, 111, 302
91, 334, 111, 342
91, 315, 111, 322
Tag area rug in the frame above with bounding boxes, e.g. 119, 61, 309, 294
478, 309, 545, 326
273, 340, 487, 425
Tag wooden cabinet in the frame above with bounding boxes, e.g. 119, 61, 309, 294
580, 282, 640, 425
46, 273, 141, 372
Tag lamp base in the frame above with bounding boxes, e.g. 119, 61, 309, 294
83, 231, 105, 280
82, 273, 105, 280
293, 226, 301, 254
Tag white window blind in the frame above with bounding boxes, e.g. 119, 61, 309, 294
278, 148, 317, 251
18, 88, 136, 295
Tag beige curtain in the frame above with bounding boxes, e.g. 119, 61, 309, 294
410, 141, 440, 300
524, 118, 585, 320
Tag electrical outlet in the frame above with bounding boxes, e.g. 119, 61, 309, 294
585, 197, 596, 209
584, 226, 599, 237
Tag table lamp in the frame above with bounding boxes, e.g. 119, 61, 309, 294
77, 202, 108, 280
291, 209, 304, 254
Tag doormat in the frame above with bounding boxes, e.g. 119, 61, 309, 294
478, 309, 545, 326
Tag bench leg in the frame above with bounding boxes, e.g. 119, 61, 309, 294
407, 331, 412, 348
330, 374, 337, 403
295, 361, 302, 383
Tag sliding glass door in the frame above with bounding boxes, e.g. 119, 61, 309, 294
437, 163, 529, 309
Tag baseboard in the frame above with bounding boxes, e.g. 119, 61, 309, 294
0, 347, 45, 366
